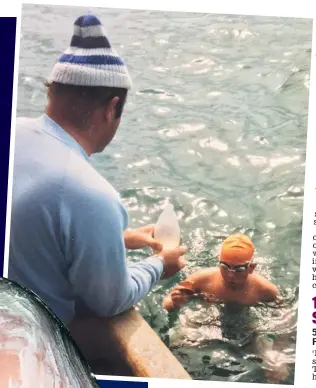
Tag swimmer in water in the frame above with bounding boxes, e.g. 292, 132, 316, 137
163, 234, 291, 383
163, 233, 279, 312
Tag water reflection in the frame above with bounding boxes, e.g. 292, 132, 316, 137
168, 290, 297, 383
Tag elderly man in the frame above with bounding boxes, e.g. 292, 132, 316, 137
8, 13, 186, 328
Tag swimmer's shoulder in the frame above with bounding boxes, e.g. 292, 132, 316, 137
185, 268, 219, 288
251, 273, 279, 301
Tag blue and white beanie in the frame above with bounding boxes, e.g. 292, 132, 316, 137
48, 14, 132, 89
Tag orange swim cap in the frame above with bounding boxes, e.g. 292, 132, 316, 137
220, 234, 255, 263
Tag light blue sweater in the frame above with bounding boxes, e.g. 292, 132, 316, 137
8, 114, 163, 325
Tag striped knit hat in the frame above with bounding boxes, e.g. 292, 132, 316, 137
48, 14, 132, 89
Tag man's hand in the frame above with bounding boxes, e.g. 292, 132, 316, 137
124, 224, 163, 251
124, 225, 187, 281
160, 246, 187, 279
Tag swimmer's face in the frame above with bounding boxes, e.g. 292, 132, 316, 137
219, 257, 256, 287
219, 235, 256, 288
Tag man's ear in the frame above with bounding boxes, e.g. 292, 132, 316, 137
249, 262, 257, 273
103, 96, 119, 122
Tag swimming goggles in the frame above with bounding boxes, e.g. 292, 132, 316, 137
219, 261, 252, 272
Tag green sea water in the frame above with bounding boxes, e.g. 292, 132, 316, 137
18, 4, 312, 383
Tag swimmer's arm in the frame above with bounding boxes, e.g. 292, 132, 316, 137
162, 293, 178, 312
162, 287, 196, 312
162, 269, 214, 312
261, 281, 280, 302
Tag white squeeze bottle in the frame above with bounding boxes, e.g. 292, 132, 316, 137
154, 202, 181, 249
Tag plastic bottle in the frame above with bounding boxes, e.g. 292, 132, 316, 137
154, 202, 181, 250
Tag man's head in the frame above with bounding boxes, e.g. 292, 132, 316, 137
219, 234, 256, 288
45, 14, 132, 155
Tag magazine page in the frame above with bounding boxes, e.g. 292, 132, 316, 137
0, 1, 315, 388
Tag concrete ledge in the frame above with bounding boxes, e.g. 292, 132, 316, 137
69, 308, 191, 380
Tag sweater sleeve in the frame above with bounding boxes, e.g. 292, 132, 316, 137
60, 177, 163, 317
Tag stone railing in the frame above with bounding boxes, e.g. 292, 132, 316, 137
69, 308, 191, 380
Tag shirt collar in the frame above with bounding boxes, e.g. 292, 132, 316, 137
36, 114, 90, 161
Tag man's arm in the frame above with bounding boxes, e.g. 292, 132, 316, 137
62, 184, 164, 318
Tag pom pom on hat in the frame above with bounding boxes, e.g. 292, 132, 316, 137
48, 14, 132, 89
